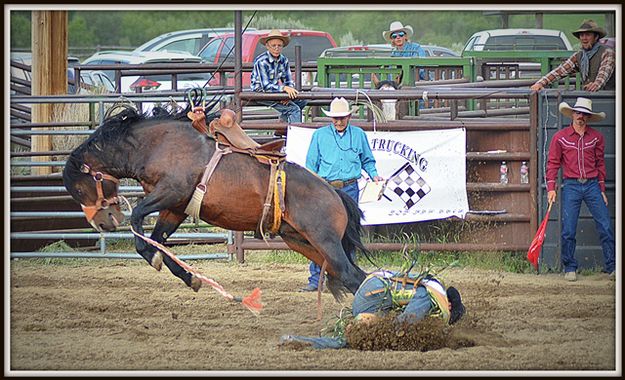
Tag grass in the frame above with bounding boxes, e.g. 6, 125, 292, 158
241, 247, 536, 274
25, 239, 609, 276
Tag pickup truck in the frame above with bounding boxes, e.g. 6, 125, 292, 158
198, 29, 337, 87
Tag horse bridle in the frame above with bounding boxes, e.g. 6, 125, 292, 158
79, 163, 120, 222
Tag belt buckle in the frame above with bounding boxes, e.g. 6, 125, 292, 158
329, 180, 344, 189
577, 178, 588, 184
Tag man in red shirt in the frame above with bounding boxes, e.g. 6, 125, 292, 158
546, 97, 615, 281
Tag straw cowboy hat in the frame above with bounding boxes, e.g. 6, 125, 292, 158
259, 29, 290, 47
322, 97, 353, 118
382, 21, 414, 42
572, 19, 607, 39
559, 97, 606, 122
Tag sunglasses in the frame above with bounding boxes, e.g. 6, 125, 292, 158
391, 31, 406, 39
573, 111, 590, 116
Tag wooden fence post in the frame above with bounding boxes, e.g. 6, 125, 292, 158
31, 10, 67, 175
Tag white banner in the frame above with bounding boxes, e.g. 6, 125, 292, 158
285, 126, 469, 225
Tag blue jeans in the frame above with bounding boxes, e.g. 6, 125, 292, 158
351, 276, 433, 322
257, 99, 308, 123
560, 179, 615, 273
308, 181, 359, 288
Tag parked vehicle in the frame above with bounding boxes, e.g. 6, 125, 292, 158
81, 50, 210, 93
462, 28, 573, 52
317, 44, 460, 85
10, 52, 97, 94
132, 27, 255, 56
600, 37, 615, 50
197, 29, 337, 86
71, 70, 116, 93
462, 29, 574, 80
319, 44, 460, 58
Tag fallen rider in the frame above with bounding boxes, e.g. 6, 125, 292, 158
280, 269, 466, 349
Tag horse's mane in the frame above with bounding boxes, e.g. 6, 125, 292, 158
70, 102, 221, 157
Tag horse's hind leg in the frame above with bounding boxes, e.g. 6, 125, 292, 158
279, 223, 363, 299
150, 210, 202, 292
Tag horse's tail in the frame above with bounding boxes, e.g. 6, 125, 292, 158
335, 189, 374, 267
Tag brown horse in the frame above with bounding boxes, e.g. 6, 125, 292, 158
62, 105, 369, 300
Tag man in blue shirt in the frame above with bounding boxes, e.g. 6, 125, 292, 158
301, 97, 383, 292
383, 21, 427, 81
250, 29, 308, 123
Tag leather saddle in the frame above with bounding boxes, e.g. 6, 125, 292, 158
204, 109, 286, 156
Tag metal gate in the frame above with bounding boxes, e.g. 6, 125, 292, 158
537, 91, 617, 271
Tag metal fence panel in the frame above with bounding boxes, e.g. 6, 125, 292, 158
537, 91, 616, 271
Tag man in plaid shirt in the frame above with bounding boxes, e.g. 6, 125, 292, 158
531, 20, 614, 92
250, 29, 308, 123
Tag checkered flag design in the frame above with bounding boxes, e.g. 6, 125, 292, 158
384, 162, 431, 210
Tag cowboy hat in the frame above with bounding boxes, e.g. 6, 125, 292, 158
259, 29, 290, 47
322, 97, 353, 118
572, 19, 607, 39
559, 97, 606, 122
382, 21, 414, 41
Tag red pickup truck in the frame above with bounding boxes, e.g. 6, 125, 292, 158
198, 29, 337, 87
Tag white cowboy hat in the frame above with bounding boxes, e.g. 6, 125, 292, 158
558, 97, 606, 122
259, 29, 290, 47
322, 97, 353, 118
382, 21, 414, 42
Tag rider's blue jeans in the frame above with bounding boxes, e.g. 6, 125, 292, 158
351, 275, 433, 323
560, 178, 615, 273
308, 181, 359, 288
257, 99, 308, 124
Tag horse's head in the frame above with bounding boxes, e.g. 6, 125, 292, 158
372, 72, 403, 121
63, 156, 125, 232
371, 72, 403, 91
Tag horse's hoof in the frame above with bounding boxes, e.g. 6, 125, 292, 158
151, 252, 163, 271
190, 275, 202, 292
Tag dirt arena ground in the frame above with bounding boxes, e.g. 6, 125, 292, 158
8, 256, 619, 374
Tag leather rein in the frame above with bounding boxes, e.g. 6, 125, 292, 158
79, 163, 120, 223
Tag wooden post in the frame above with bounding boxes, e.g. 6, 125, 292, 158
235, 231, 245, 263
535, 13, 543, 29
31, 10, 68, 175
501, 14, 509, 29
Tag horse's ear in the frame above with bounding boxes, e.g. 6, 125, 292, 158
371, 73, 380, 89
395, 71, 404, 88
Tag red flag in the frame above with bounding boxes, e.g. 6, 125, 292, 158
527, 202, 553, 271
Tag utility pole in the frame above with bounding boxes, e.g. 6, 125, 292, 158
31, 10, 68, 175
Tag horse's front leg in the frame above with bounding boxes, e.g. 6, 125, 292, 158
130, 191, 200, 291
151, 209, 202, 292
130, 195, 164, 271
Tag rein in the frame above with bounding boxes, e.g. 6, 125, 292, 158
79, 163, 120, 223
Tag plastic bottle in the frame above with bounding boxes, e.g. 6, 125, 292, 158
499, 161, 509, 184
520, 161, 529, 184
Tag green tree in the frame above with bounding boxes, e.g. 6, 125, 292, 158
68, 15, 97, 47
10, 11, 31, 49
